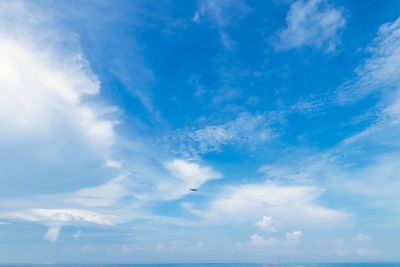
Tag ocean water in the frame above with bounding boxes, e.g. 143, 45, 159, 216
1, 264, 399, 267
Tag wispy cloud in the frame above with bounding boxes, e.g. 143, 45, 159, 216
166, 113, 273, 157
4, 208, 115, 226
331, 17, 400, 224
193, 0, 251, 49
338, 17, 400, 103
274, 0, 346, 52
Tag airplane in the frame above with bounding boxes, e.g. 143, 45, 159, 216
189, 188, 198, 192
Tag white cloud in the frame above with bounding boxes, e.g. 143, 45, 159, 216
354, 248, 380, 257
0, 3, 119, 196
0, 158, 221, 229
255, 216, 276, 231
275, 0, 346, 52
0, 3, 139, 240
82, 245, 96, 253
250, 234, 279, 247
159, 159, 222, 199
183, 182, 349, 228
164, 159, 221, 186
342, 155, 400, 202
331, 17, 400, 223
285, 230, 303, 242
5, 208, 115, 226
72, 230, 82, 240
44, 225, 61, 242
0, 39, 105, 135
250, 231, 303, 248
169, 113, 272, 156
70, 175, 131, 207
352, 233, 372, 243
193, 0, 251, 48
338, 17, 400, 103
258, 159, 329, 183
106, 159, 123, 169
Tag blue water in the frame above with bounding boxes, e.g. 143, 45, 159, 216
1, 264, 399, 267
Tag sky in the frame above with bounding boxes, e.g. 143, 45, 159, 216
0, 0, 400, 263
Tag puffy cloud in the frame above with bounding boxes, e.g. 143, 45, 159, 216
0, 2, 127, 239
274, 0, 346, 52
285, 230, 303, 242
44, 225, 61, 242
255, 216, 275, 231
164, 159, 221, 186
250, 231, 304, 248
0, 7, 119, 196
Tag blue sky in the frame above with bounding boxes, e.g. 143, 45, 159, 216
1, 0, 400, 263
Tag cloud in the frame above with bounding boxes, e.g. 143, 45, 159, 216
183, 182, 349, 228
6, 207, 115, 242
70, 175, 131, 207
158, 159, 222, 200
331, 17, 400, 223
72, 230, 82, 240
285, 230, 303, 242
164, 159, 221, 187
354, 248, 379, 257
168, 113, 272, 157
82, 245, 96, 253
4, 208, 115, 226
255, 216, 276, 231
338, 17, 400, 103
44, 225, 62, 242
193, 0, 251, 48
0, 157, 222, 231
0, 3, 119, 196
274, 0, 346, 52
250, 231, 303, 248
250, 234, 279, 247
352, 233, 372, 243
351, 234, 377, 258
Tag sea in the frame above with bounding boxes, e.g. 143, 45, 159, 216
0, 264, 399, 267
